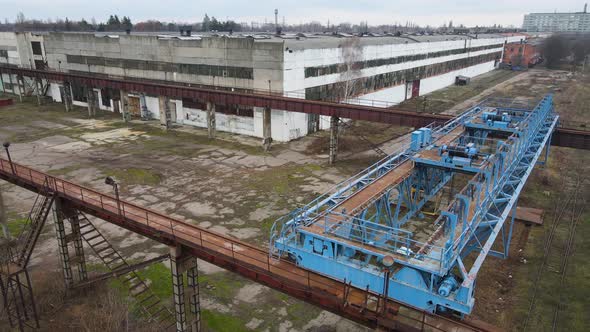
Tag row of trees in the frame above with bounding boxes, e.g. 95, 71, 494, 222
0, 12, 516, 34
542, 33, 590, 69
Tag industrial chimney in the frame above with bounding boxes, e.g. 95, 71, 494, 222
584, 3, 588, 13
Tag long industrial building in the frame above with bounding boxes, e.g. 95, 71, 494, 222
0, 31, 522, 141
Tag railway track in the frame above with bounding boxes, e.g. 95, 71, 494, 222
522, 176, 585, 331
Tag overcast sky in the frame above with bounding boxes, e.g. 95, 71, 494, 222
1, 0, 587, 27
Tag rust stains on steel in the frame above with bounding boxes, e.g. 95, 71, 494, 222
0, 65, 586, 150
0, 158, 490, 332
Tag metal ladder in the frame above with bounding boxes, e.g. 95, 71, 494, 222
13, 192, 55, 268
75, 212, 175, 328
0, 182, 54, 331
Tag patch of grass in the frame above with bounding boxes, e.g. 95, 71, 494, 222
135, 262, 174, 299
5, 218, 28, 237
199, 272, 245, 302
286, 300, 320, 326
202, 309, 249, 332
103, 167, 162, 186
47, 165, 83, 176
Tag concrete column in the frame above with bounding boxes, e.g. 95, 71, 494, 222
63, 82, 72, 112
53, 199, 74, 289
69, 214, 88, 282
7, 74, 14, 96
16, 75, 23, 103
34, 78, 41, 106
140, 93, 149, 120
170, 246, 187, 332
262, 106, 272, 151
206, 102, 216, 139
53, 199, 88, 289
159, 96, 172, 130
86, 87, 96, 118
186, 258, 201, 332
120, 90, 130, 123
329, 115, 340, 165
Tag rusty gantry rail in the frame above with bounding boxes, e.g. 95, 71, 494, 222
0, 157, 493, 332
0, 65, 588, 150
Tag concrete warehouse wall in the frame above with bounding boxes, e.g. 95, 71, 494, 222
15, 31, 521, 143
0, 32, 46, 95
283, 36, 521, 97
43, 33, 285, 92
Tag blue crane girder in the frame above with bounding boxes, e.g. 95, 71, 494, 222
270, 94, 558, 315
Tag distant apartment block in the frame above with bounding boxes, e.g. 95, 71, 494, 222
523, 4, 590, 32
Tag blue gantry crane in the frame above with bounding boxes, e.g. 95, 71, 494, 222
270, 94, 558, 316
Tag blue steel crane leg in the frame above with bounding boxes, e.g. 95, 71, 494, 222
272, 95, 558, 316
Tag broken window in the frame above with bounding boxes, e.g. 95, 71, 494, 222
71, 84, 87, 102
31, 41, 42, 55
34, 60, 45, 70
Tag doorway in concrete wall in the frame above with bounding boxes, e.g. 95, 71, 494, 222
128, 96, 141, 116
411, 80, 420, 98
308, 113, 320, 133
405, 79, 421, 99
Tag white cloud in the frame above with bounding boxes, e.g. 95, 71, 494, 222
0, 0, 586, 27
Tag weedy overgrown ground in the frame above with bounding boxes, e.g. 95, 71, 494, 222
0, 67, 588, 331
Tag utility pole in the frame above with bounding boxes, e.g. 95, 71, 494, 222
274, 9, 279, 35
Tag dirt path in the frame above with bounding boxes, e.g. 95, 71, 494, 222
442, 71, 530, 115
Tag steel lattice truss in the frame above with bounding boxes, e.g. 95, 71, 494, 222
271, 94, 558, 315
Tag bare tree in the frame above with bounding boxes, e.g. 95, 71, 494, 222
542, 34, 569, 69
335, 37, 364, 102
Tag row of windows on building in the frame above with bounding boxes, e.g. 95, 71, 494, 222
66, 54, 254, 80
304, 43, 503, 78
69, 84, 254, 117
305, 52, 501, 101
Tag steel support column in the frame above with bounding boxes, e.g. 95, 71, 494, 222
206, 102, 216, 139
329, 115, 340, 165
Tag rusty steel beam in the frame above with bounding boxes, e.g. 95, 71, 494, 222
551, 127, 590, 150
0, 66, 453, 129
0, 158, 489, 332
1, 65, 585, 150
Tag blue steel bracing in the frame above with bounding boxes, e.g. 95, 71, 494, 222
270, 94, 558, 315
